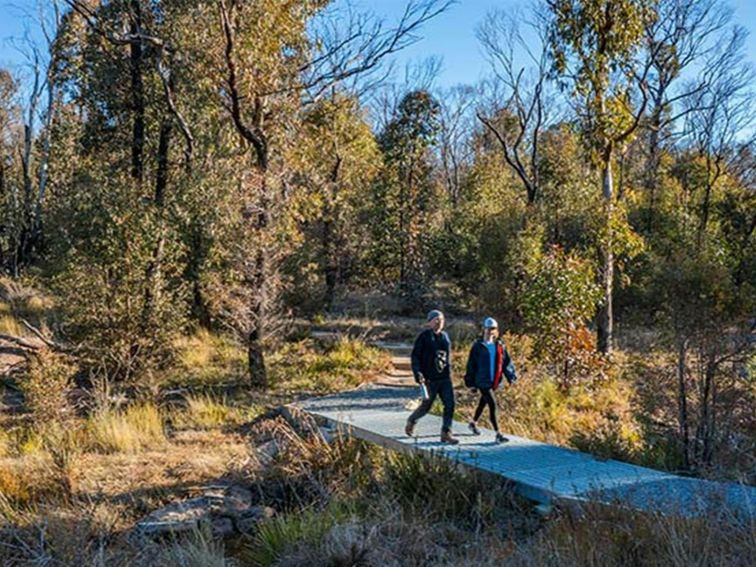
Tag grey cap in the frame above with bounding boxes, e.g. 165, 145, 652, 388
483, 317, 498, 329
426, 309, 444, 322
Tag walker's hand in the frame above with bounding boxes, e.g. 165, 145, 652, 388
416, 373, 426, 385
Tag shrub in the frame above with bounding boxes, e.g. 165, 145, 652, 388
19, 351, 76, 425
382, 452, 538, 532
522, 245, 605, 387
89, 403, 166, 453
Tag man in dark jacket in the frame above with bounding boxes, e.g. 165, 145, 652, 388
464, 317, 516, 443
405, 309, 459, 444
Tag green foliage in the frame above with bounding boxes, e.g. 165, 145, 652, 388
522, 245, 605, 385
366, 90, 442, 307
284, 93, 381, 313
245, 502, 351, 567
47, 151, 189, 383
548, 0, 657, 162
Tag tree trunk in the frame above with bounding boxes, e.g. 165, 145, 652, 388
676, 337, 690, 470
696, 353, 717, 467
248, 166, 270, 389
323, 157, 342, 312
130, 0, 145, 185
697, 156, 720, 249
142, 119, 172, 326
644, 109, 661, 232
187, 221, 211, 328
597, 155, 614, 354
29, 73, 57, 257
18, 78, 38, 268
323, 215, 337, 311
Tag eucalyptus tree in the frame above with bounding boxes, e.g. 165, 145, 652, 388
476, 6, 555, 206
642, 0, 734, 230
294, 92, 381, 311
546, 0, 657, 353
211, 0, 451, 386
0, 69, 21, 273
370, 89, 441, 307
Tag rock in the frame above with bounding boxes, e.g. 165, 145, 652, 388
255, 439, 279, 465
211, 516, 236, 538
135, 484, 272, 539
203, 484, 253, 514
236, 506, 275, 534
136, 497, 210, 536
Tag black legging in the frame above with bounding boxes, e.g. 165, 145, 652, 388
473, 388, 498, 432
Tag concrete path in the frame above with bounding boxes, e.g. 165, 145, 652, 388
295, 341, 756, 519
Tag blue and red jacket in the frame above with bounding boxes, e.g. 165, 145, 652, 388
464, 339, 517, 390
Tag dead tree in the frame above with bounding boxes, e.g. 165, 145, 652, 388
643, 0, 734, 230
475, 8, 553, 205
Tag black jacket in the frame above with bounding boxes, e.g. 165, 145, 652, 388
411, 329, 452, 382
464, 338, 516, 390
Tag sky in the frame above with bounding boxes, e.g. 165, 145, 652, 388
353, 0, 756, 88
0, 0, 754, 88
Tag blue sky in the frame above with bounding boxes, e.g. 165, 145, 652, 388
356, 0, 756, 88
1, 0, 754, 87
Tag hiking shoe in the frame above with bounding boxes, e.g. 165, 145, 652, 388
495, 433, 508, 444
468, 421, 481, 436
441, 431, 459, 445
405, 420, 416, 437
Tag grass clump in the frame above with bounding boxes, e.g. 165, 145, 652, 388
270, 337, 389, 393
169, 329, 246, 387
0, 312, 25, 336
244, 501, 351, 567
148, 527, 232, 567
0, 460, 62, 511
0, 430, 9, 458
179, 394, 232, 429
506, 504, 756, 567
89, 403, 166, 453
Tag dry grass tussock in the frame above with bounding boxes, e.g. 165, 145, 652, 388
88, 403, 166, 453
268, 336, 390, 393
0, 421, 252, 565
0, 277, 56, 332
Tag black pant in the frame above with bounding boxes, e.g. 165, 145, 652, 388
473, 388, 498, 432
408, 379, 455, 432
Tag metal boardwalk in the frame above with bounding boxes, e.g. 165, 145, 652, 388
294, 384, 755, 519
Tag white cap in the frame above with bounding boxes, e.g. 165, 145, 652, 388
483, 317, 498, 329
427, 309, 444, 322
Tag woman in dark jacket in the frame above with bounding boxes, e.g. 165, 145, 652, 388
464, 317, 517, 443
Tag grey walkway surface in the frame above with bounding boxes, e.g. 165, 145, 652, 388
293, 383, 756, 519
